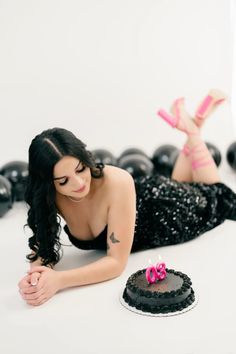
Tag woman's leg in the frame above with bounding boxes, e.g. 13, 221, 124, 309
184, 134, 221, 184
170, 99, 194, 182
171, 145, 193, 182
168, 99, 221, 183
171, 134, 221, 184
170, 100, 198, 182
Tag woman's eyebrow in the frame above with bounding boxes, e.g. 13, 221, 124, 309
53, 161, 81, 180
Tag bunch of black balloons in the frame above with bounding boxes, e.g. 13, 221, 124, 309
92, 141, 225, 180
1, 140, 236, 218
0, 161, 28, 217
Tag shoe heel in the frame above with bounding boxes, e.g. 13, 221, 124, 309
196, 95, 214, 118
196, 90, 226, 119
157, 109, 177, 128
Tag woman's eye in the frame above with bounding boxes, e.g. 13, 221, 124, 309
58, 166, 86, 186
76, 165, 86, 173
59, 179, 68, 186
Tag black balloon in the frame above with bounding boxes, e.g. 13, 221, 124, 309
0, 175, 13, 217
226, 141, 236, 171
118, 147, 149, 161
0, 160, 28, 201
205, 142, 222, 167
91, 149, 117, 166
152, 144, 179, 177
118, 153, 154, 178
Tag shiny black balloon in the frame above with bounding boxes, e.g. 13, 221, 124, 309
91, 149, 117, 166
118, 153, 154, 178
0, 175, 13, 217
0, 160, 28, 201
152, 144, 179, 177
118, 147, 149, 162
226, 141, 236, 171
205, 142, 222, 167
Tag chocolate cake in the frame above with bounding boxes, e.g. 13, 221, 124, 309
122, 268, 195, 314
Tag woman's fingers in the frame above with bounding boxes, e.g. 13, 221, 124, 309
22, 284, 41, 294
18, 274, 31, 289
19, 272, 41, 298
20, 267, 57, 306
30, 272, 41, 286
26, 297, 47, 306
23, 287, 44, 301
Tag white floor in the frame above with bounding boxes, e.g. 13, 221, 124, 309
1, 162, 236, 354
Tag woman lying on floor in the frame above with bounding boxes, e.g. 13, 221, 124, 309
18, 89, 236, 306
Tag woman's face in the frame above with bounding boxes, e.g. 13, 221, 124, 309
53, 156, 92, 201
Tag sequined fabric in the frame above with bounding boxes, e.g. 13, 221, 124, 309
64, 174, 236, 251
132, 175, 236, 252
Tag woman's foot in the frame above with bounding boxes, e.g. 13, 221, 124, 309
158, 98, 199, 136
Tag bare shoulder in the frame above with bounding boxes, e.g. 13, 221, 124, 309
104, 165, 134, 185
103, 165, 135, 195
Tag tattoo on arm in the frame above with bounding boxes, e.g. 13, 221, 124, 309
107, 232, 120, 250
110, 232, 120, 244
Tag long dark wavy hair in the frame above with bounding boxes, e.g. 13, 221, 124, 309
24, 127, 104, 267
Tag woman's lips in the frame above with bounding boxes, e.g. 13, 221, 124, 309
74, 185, 86, 193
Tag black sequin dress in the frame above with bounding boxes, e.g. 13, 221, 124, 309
64, 175, 236, 252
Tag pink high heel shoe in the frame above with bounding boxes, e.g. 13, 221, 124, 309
195, 89, 227, 125
157, 98, 198, 135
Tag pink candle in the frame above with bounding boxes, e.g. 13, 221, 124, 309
145, 261, 167, 284
156, 262, 167, 280
145, 265, 158, 284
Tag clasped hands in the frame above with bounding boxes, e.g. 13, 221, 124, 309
18, 266, 62, 306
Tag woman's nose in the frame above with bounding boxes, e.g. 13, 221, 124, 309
71, 175, 84, 189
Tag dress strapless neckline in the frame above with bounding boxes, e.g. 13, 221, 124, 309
64, 224, 108, 250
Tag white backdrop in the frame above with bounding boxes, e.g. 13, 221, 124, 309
0, 0, 234, 166
1, 3, 236, 353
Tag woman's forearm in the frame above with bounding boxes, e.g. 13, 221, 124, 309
59, 256, 123, 289
28, 251, 43, 270
30, 259, 42, 269
29, 253, 53, 270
